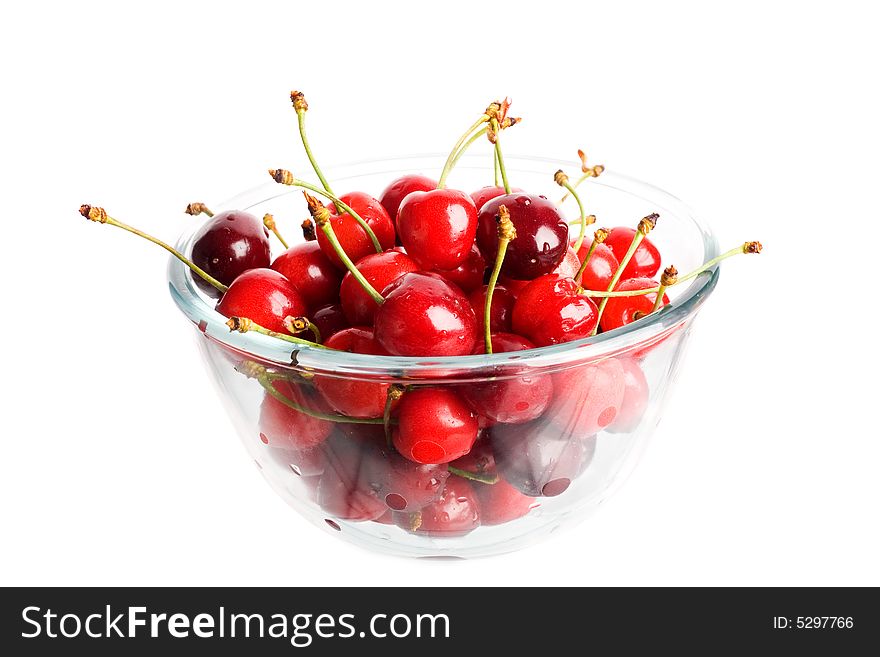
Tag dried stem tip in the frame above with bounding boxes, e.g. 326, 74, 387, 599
744, 241, 763, 254
660, 265, 679, 286
184, 202, 213, 217
500, 116, 520, 129
284, 316, 311, 334
262, 213, 277, 231
388, 384, 405, 402
269, 168, 295, 185
594, 227, 609, 244
578, 149, 589, 173
638, 213, 660, 236
496, 204, 517, 241
554, 169, 570, 186
226, 316, 253, 333
589, 164, 605, 177
303, 191, 332, 226
485, 100, 502, 119
290, 90, 308, 112
301, 218, 317, 241
79, 204, 108, 223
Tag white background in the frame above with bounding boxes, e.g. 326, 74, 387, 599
1, 0, 877, 586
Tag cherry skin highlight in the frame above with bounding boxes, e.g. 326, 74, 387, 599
396, 189, 478, 270
270, 241, 342, 310
599, 277, 669, 332
339, 250, 418, 325
314, 328, 392, 419
374, 272, 478, 357
393, 388, 478, 464
316, 191, 396, 270
604, 227, 662, 279
511, 274, 598, 346
216, 268, 306, 334
378, 174, 438, 230
191, 210, 271, 295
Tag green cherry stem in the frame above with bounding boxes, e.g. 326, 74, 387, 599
262, 213, 289, 250
447, 465, 499, 485
554, 170, 594, 252
493, 148, 500, 187
78, 205, 228, 293
448, 126, 489, 171
269, 169, 381, 253
290, 91, 340, 212
574, 227, 609, 287
490, 118, 511, 194
438, 106, 497, 188
302, 191, 385, 305
559, 150, 605, 204
484, 204, 516, 354
226, 316, 331, 349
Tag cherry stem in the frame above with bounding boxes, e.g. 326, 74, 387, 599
302, 191, 385, 305
226, 316, 330, 349
555, 170, 593, 252
184, 202, 214, 218
78, 205, 228, 293
448, 126, 489, 171
593, 214, 658, 333
262, 213, 289, 250
447, 465, 499, 485
491, 118, 511, 194
493, 148, 500, 187
291, 91, 341, 213
269, 170, 382, 253
559, 166, 605, 203
484, 205, 516, 354
283, 315, 322, 343
438, 114, 491, 188
574, 228, 609, 287
384, 384, 405, 448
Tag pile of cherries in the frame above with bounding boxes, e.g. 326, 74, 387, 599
80, 94, 758, 537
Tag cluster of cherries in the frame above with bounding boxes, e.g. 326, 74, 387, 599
80, 94, 759, 537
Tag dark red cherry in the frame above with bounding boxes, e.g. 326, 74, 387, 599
548, 358, 626, 436
314, 328, 392, 419
477, 193, 568, 280
599, 277, 669, 332
470, 185, 523, 212
465, 333, 553, 424
393, 388, 478, 464
339, 250, 418, 325
490, 421, 597, 498
374, 272, 478, 357
258, 379, 333, 451
316, 434, 386, 522
191, 210, 271, 295
607, 358, 650, 434
468, 285, 515, 337
572, 241, 619, 292
475, 478, 537, 526
376, 455, 450, 513
316, 191, 396, 270
393, 476, 481, 537
216, 268, 307, 333
270, 241, 341, 310
433, 243, 486, 294
449, 439, 496, 479
511, 274, 598, 346
604, 227, 662, 279
397, 189, 478, 270
378, 174, 438, 230
311, 303, 349, 341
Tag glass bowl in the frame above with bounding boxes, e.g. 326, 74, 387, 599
168, 154, 719, 558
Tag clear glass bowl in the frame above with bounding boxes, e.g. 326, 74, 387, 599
168, 154, 719, 558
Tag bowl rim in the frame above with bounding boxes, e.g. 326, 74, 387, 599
168, 153, 719, 375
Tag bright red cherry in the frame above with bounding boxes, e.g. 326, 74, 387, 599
270, 241, 342, 310
604, 227, 662, 279
216, 268, 307, 333
393, 476, 481, 537
572, 241, 619, 292
374, 272, 478, 357
465, 333, 553, 424
191, 210, 271, 295
607, 358, 650, 434
378, 174, 437, 230
475, 478, 537, 526
396, 189, 478, 270
316, 191, 396, 270
311, 303, 349, 341
511, 274, 598, 346
468, 285, 515, 337
470, 185, 523, 212
549, 358, 626, 435
599, 277, 669, 332
393, 388, 478, 464
433, 243, 486, 294
314, 328, 392, 418
339, 250, 418, 325
477, 193, 568, 280
258, 380, 333, 451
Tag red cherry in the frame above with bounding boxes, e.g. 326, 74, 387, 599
499, 246, 582, 298
191, 210, 271, 295
216, 268, 307, 333
599, 277, 669, 332
311, 303, 350, 341
264, 443, 327, 478
604, 227, 662, 279
607, 358, 650, 434
511, 274, 598, 346
549, 358, 627, 435
497, 274, 530, 298
316, 191, 396, 270
448, 439, 496, 478
314, 328, 392, 418
258, 380, 333, 451
393, 476, 481, 537
374, 272, 478, 357
475, 478, 537, 526
465, 333, 553, 424
397, 189, 478, 270
378, 174, 437, 230
316, 434, 387, 521
270, 241, 342, 310
470, 185, 523, 212
339, 250, 419, 325
572, 241, 619, 292
468, 285, 515, 337
477, 193, 568, 280
393, 388, 478, 464
433, 243, 486, 294
375, 455, 450, 513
